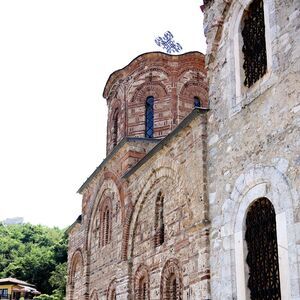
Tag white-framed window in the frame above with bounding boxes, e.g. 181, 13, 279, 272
228, 0, 276, 113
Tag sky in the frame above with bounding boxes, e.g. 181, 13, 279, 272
0, 0, 206, 228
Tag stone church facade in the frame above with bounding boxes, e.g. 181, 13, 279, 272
67, 0, 300, 299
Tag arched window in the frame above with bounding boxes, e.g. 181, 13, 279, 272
193, 96, 201, 108
154, 191, 164, 247
69, 250, 84, 300
145, 96, 154, 138
161, 259, 182, 300
245, 198, 281, 299
167, 274, 180, 300
101, 205, 111, 246
134, 265, 150, 300
138, 276, 148, 300
241, 0, 267, 87
112, 109, 119, 147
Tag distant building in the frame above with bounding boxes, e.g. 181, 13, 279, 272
0, 278, 40, 299
2, 218, 24, 225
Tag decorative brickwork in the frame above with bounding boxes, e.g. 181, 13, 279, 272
90, 289, 99, 300
133, 264, 150, 300
68, 249, 84, 300
103, 52, 207, 154
66, 0, 300, 298
160, 259, 183, 300
107, 279, 116, 300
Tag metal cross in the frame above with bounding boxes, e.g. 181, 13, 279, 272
155, 31, 183, 54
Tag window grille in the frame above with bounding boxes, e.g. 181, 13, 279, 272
245, 198, 281, 299
154, 191, 164, 247
145, 96, 154, 138
242, 0, 267, 87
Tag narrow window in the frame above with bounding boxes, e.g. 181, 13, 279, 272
245, 198, 281, 299
138, 277, 148, 300
145, 96, 154, 138
105, 208, 110, 244
154, 191, 164, 247
241, 0, 267, 87
167, 274, 180, 300
112, 109, 119, 147
194, 96, 201, 108
102, 206, 111, 246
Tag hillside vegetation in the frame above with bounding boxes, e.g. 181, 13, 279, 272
0, 223, 67, 299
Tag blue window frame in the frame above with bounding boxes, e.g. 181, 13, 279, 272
145, 96, 154, 138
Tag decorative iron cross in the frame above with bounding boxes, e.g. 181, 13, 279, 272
155, 31, 183, 54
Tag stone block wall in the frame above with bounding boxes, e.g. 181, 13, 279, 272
124, 111, 210, 299
203, 0, 300, 298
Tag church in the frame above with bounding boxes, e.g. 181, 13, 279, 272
66, 0, 300, 299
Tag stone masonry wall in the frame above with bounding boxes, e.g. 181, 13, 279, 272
203, 0, 300, 298
124, 111, 210, 300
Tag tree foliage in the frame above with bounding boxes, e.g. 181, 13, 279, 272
0, 223, 67, 298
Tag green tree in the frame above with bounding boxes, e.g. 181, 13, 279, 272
0, 223, 67, 297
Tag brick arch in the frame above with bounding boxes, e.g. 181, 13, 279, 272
122, 163, 189, 261
90, 289, 99, 300
131, 82, 168, 103
69, 249, 84, 284
179, 80, 208, 110
85, 172, 124, 252
177, 68, 206, 81
132, 67, 170, 81
218, 165, 296, 299
160, 258, 183, 300
133, 264, 150, 300
69, 249, 84, 300
106, 278, 116, 300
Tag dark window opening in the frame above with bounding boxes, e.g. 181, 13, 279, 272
105, 208, 110, 244
194, 96, 201, 108
145, 96, 154, 138
102, 206, 111, 246
166, 274, 180, 300
154, 191, 164, 247
112, 110, 119, 147
245, 198, 281, 299
242, 0, 267, 87
138, 277, 148, 300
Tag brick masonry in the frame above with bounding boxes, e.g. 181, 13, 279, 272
67, 0, 300, 298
